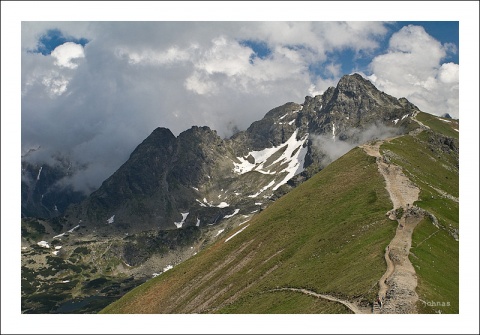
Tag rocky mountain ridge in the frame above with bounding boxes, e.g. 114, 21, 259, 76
63, 74, 420, 234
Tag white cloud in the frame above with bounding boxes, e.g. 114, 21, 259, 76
317, 21, 387, 52
196, 36, 251, 76
22, 52, 72, 98
184, 71, 218, 95
368, 25, 459, 118
438, 62, 459, 84
247, 21, 387, 56
116, 45, 191, 65
41, 71, 69, 96
51, 42, 85, 69
324, 62, 342, 78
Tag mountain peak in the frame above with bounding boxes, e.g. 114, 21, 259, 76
151, 127, 175, 139
180, 125, 216, 137
336, 73, 376, 92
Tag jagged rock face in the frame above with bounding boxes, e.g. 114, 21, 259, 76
76, 128, 178, 227
231, 102, 302, 154
173, 126, 232, 187
60, 74, 420, 234
299, 74, 418, 139
69, 126, 235, 232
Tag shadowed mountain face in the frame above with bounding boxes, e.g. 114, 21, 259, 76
21, 158, 86, 219
63, 74, 419, 234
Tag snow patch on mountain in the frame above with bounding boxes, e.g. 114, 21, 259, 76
54, 224, 80, 239
197, 198, 229, 208
248, 180, 276, 198
224, 209, 240, 219
68, 225, 80, 233
233, 146, 279, 175
36, 166, 43, 181
174, 212, 189, 228
271, 134, 309, 191
233, 130, 309, 191
37, 241, 50, 248
225, 225, 249, 243
53, 232, 66, 239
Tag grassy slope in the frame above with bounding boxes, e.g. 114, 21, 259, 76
415, 112, 459, 140
381, 113, 459, 313
410, 217, 459, 313
101, 148, 396, 313
101, 113, 459, 314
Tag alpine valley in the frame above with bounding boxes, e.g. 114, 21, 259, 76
21, 74, 459, 314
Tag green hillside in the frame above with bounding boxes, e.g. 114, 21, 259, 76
101, 147, 397, 313
101, 115, 459, 314
381, 113, 459, 313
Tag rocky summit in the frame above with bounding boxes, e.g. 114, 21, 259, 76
21, 74, 435, 313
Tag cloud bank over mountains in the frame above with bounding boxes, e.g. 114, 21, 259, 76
367, 25, 458, 118
21, 21, 459, 192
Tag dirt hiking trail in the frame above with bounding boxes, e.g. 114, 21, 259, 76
269, 288, 371, 314
361, 139, 422, 314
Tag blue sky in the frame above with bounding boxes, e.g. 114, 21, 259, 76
338, 21, 459, 75
31, 28, 89, 55
221, 21, 460, 82
397, 21, 459, 60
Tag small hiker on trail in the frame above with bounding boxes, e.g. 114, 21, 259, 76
376, 296, 382, 308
